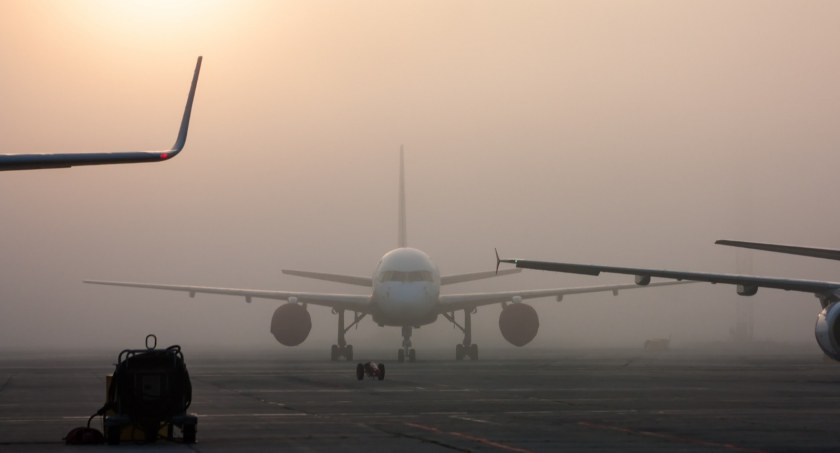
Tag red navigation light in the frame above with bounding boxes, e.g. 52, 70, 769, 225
160, 153, 169, 160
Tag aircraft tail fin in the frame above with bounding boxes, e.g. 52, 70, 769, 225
716, 240, 840, 261
398, 145, 407, 248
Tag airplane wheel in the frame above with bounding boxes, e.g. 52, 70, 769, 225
330, 344, 339, 361
455, 344, 465, 361
469, 344, 479, 361
408, 349, 416, 362
356, 363, 364, 380
398, 349, 405, 363
346, 345, 354, 361
378, 363, 385, 380
107, 426, 120, 445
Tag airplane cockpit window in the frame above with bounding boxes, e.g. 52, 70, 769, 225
408, 271, 433, 282
379, 270, 433, 282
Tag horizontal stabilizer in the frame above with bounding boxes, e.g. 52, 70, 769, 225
441, 268, 522, 285
282, 270, 373, 287
716, 240, 840, 262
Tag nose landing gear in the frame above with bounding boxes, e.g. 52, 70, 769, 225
397, 326, 416, 362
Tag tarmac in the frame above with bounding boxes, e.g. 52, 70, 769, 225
1, 347, 839, 452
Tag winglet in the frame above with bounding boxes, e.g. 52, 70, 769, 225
167, 55, 202, 158
494, 249, 521, 273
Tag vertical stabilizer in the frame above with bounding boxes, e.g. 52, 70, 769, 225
398, 146, 407, 248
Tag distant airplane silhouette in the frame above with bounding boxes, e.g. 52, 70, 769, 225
87, 148, 688, 363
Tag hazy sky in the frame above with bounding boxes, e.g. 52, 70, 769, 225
1, 1, 839, 354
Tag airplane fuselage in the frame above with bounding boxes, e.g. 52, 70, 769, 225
371, 247, 441, 327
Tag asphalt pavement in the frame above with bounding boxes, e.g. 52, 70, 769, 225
1, 347, 838, 452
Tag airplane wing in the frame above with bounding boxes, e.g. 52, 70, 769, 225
497, 257, 840, 307
716, 239, 840, 261
84, 279, 372, 313
280, 268, 522, 287
437, 281, 689, 313
440, 268, 521, 285
281, 269, 372, 287
0, 56, 202, 171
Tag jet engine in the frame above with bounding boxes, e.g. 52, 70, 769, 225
270, 303, 311, 346
815, 302, 840, 360
499, 303, 539, 346
737, 284, 759, 296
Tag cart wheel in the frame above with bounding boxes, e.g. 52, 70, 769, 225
183, 424, 196, 444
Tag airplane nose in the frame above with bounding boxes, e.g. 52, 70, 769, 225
375, 282, 438, 325
388, 285, 425, 303
384, 284, 434, 311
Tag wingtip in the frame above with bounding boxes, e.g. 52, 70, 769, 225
169, 56, 202, 154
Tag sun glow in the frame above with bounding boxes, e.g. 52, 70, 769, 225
84, 0, 227, 24
63, 0, 236, 48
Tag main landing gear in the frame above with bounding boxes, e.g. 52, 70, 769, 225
331, 309, 366, 361
443, 308, 479, 361
397, 326, 416, 363
331, 344, 352, 361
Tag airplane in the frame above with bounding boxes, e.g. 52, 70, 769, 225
86, 149, 687, 362
0, 56, 202, 171
497, 239, 840, 361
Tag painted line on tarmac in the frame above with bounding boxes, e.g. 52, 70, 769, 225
577, 421, 769, 453
405, 422, 535, 453
449, 415, 497, 425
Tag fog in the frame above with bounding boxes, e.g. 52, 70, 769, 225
1, 1, 839, 355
